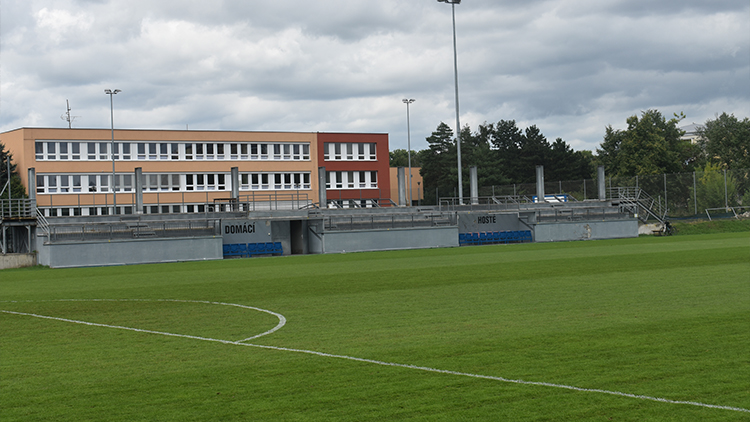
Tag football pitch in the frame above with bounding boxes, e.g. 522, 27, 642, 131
1, 232, 748, 421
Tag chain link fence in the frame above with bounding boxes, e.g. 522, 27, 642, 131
479, 168, 749, 218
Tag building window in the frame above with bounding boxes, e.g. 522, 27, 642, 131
59, 143, 68, 160
325, 171, 378, 190
324, 143, 376, 161
46, 142, 56, 160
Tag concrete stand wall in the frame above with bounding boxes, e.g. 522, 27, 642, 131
37, 236, 223, 268
323, 226, 458, 254
533, 220, 638, 242
0, 253, 37, 270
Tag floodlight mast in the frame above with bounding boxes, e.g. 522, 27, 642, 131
402, 99, 415, 205
437, 0, 463, 204
105, 89, 121, 215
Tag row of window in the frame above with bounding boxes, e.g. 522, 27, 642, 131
326, 199, 382, 208
322, 143, 377, 161
40, 204, 215, 217
35, 172, 317, 194
35, 141, 311, 162
326, 171, 378, 190
39, 199, 385, 217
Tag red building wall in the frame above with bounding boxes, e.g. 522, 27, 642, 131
317, 132, 392, 206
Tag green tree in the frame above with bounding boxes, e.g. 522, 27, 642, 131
697, 113, 750, 170
484, 120, 523, 183
693, 163, 737, 212
463, 125, 510, 190
419, 122, 457, 204
596, 125, 624, 176
0, 142, 27, 199
597, 110, 696, 177
389, 149, 422, 167
485, 120, 592, 184
546, 138, 594, 182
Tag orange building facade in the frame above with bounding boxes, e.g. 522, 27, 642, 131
1, 128, 393, 216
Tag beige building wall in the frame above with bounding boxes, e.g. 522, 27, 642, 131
389, 167, 423, 206
1, 128, 320, 211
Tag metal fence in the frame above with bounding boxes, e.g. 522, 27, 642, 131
480, 168, 750, 218
39, 191, 313, 216
46, 218, 220, 243
324, 212, 457, 231
536, 207, 632, 223
0, 199, 36, 219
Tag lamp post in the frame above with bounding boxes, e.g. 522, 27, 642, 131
437, 0, 462, 204
105, 89, 121, 215
402, 98, 415, 206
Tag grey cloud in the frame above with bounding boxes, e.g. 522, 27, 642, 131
1, 0, 748, 154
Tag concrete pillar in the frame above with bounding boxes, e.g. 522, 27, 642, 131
318, 167, 327, 208
27, 168, 36, 201
397, 167, 406, 207
231, 167, 239, 199
135, 167, 143, 214
598, 166, 606, 200
470, 166, 479, 205
535, 165, 545, 203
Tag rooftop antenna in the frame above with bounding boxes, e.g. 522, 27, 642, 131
61, 99, 80, 128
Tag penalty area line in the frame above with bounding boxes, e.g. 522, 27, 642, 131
2, 308, 748, 415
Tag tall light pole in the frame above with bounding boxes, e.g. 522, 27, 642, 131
437, 0, 462, 204
402, 98, 415, 206
105, 89, 121, 215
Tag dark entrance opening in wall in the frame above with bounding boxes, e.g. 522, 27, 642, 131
290, 220, 306, 255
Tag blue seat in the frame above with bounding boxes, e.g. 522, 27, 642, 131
223, 244, 231, 255
238, 243, 248, 256
459, 233, 468, 244
470, 233, 480, 245
273, 242, 283, 254
479, 232, 489, 244
229, 243, 241, 255
247, 243, 259, 255
265, 242, 276, 253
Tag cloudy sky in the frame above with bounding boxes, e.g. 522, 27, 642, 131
1, 0, 748, 153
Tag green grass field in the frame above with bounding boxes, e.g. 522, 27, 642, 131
2, 232, 748, 421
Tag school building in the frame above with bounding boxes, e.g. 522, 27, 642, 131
1, 127, 394, 215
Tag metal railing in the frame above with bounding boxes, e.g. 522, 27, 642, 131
213, 192, 313, 212
438, 195, 537, 211
607, 187, 667, 224
705, 206, 749, 221
36, 209, 50, 237
324, 212, 457, 231
479, 168, 750, 218
0, 199, 36, 219
536, 207, 632, 223
45, 218, 220, 243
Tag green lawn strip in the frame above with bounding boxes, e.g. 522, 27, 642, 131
672, 218, 750, 235
1, 233, 748, 421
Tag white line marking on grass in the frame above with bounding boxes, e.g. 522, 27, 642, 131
0, 299, 285, 342
2, 300, 748, 415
